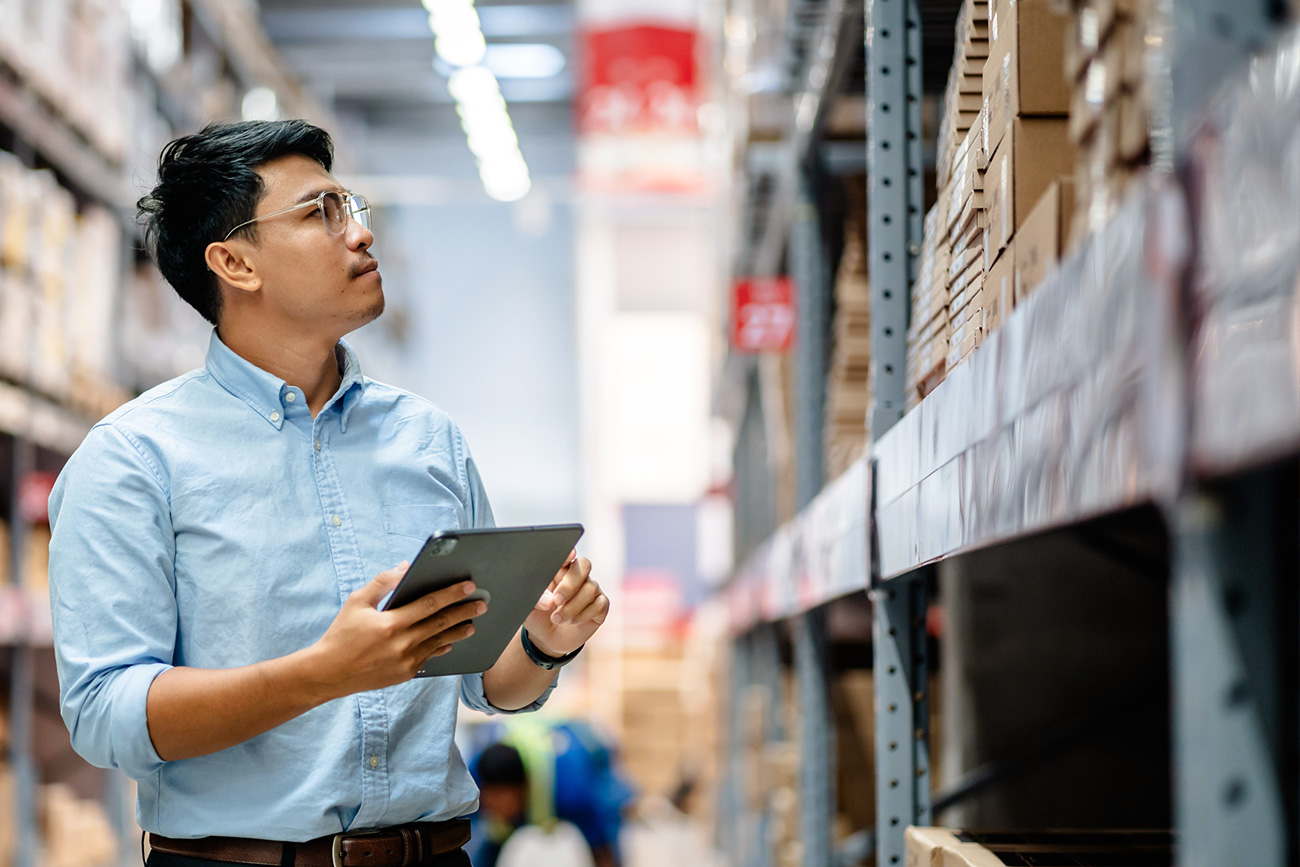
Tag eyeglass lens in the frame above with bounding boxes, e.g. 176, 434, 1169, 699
322, 192, 371, 235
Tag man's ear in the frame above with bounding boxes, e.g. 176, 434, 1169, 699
204, 241, 261, 295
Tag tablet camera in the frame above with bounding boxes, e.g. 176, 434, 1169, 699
427, 536, 458, 556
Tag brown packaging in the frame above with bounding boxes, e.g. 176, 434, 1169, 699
983, 0, 1072, 155
1014, 179, 1074, 302
984, 117, 1075, 263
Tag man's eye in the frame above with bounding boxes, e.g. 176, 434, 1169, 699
307, 208, 321, 218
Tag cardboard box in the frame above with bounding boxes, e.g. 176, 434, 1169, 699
984, 117, 1075, 261
985, 238, 1015, 330
1064, 7, 1102, 82
983, 0, 1072, 154
1117, 88, 1149, 162
1014, 180, 1074, 302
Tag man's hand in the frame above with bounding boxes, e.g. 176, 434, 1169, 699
146, 563, 487, 761
312, 562, 486, 698
523, 553, 608, 657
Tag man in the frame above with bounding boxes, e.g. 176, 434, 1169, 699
48, 120, 608, 866
467, 721, 633, 867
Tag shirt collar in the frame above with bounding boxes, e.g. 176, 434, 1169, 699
204, 330, 367, 432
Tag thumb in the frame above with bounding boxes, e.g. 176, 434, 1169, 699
355, 562, 409, 606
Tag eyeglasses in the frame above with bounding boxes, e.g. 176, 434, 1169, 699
222, 190, 371, 242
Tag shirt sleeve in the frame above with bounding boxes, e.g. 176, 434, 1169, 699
454, 427, 559, 715
49, 424, 177, 780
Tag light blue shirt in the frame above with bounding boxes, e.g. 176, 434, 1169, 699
48, 331, 553, 840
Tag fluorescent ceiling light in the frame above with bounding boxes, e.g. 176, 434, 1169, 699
481, 43, 566, 79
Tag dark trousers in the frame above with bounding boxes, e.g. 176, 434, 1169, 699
146, 848, 471, 867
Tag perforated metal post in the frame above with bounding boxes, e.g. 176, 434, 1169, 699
1172, 475, 1292, 867
872, 575, 931, 864
870, 461, 930, 865
865, 0, 924, 439
794, 609, 835, 867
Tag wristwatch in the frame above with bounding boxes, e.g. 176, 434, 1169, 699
520, 628, 584, 670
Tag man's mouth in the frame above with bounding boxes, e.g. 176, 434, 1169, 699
352, 258, 380, 278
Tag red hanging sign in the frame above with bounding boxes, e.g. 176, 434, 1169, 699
578, 24, 701, 136
731, 276, 796, 353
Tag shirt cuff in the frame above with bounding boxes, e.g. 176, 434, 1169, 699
459, 670, 558, 715
108, 662, 173, 779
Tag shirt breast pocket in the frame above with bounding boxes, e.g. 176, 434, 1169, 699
381, 504, 463, 566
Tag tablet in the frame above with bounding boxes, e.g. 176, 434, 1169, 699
381, 523, 585, 677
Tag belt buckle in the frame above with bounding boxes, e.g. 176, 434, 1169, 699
331, 833, 346, 867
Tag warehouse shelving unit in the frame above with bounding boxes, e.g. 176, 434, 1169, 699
719, 0, 1299, 865
0, 3, 326, 864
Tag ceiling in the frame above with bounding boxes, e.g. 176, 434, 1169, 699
256, 0, 576, 174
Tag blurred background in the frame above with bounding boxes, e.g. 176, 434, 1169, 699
1, 0, 1299, 865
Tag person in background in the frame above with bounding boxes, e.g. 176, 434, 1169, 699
48, 119, 609, 866
467, 719, 635, 867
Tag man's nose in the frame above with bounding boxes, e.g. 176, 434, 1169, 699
345, 216, 374, 250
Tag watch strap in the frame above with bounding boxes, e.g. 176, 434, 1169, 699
520, 628, 583, 670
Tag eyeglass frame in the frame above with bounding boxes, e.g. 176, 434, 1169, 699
221, 190, 371, 242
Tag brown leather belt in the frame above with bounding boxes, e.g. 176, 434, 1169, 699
148, 818, 471, 867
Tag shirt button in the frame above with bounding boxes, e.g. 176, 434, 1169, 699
332, 514, 342, 527
285, 393, 296, 403
270, 412, 281, 423
315, 440, 321, 451
369, 755, 379, 769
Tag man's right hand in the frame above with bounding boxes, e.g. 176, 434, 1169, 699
312, 563, 487, 698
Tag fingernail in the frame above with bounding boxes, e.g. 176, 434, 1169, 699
476, 602, 487, 614
463, 583, 476, 595
551, 611, 563, 624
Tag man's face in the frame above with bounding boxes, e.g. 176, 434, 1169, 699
234, 153, 383, 336
479, 782, 528, 825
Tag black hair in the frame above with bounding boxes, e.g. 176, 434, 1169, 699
136, 119, 335, 325
476, 743, 528, 787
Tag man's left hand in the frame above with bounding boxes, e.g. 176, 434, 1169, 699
524, 553, 608, 657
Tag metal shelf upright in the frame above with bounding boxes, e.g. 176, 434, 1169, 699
722, 0, 1299, 861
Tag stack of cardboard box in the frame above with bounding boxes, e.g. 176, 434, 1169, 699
1064, 0, 1157, 250
905, 206, 948, 408
824, 181, 872, 474
937, 0, 989, 193
40, 783, 118, 867
905, 827, 1175, 866
981, 0, 1077, 307
906, 0, 990, 405
944, 116, 989, 370
0, 151, 129, 417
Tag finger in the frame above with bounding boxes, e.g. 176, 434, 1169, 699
390, 579, 478, 626
547, 550, 579, 592
414, 619, 477, 661
353, 562, 410, 606
412, 598, 487, 642
568, 593, 610, 626
552, 579, 599, 624
550, 557, 592, 610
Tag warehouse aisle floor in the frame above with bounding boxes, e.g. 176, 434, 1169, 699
624, 800, 729, 867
